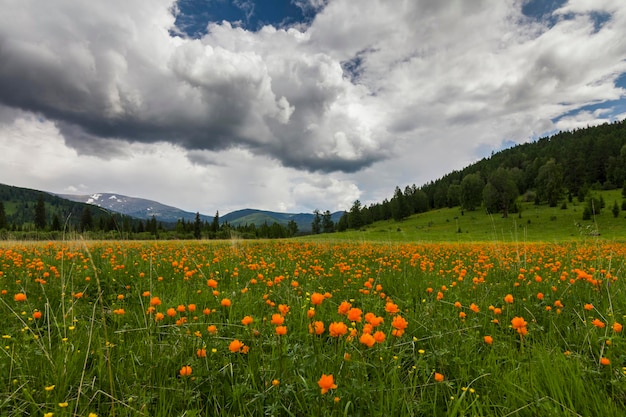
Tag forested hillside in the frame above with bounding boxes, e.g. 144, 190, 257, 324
0, 184, 142, 237
335, 119, 626, 230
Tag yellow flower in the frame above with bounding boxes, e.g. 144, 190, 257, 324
44, 413, 54, 417
58, 402, 69, 407
44, 385, 55, 391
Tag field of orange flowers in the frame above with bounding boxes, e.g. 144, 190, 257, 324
1, 239, 626, 416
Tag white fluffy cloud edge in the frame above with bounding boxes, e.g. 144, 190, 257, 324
0, 0, 625, 214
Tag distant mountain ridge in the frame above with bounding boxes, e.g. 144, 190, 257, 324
57, 193, 343, 232
57, 192, 212, 224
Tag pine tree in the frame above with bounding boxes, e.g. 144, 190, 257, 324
34, 194, 47, 230
0, 201, 6, 230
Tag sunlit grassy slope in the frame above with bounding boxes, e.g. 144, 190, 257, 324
307, 190, 626, 243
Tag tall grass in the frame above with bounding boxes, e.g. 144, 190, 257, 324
1, 239, 625, 416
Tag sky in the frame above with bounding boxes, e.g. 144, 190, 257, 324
1, 0, 625, 216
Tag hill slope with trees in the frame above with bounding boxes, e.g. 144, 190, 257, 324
335, 119, 626, 230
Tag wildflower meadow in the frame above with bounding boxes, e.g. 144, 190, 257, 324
1, 239, 626, 416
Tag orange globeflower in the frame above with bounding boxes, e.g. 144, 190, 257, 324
592, 318, 605, 329
391, 315, 408, 330
373, 331, 386, 344
483, 335, 493, 345
220, 298, 231, 307
329, 321, 348, 337
275, 325, 288, 336
600, 357, 611, 366
14, 293, 27, 302
155, 312, 165, 321
469, 303, 480, 313
207, 325, 218, 334
176, 304, 186, 313
584, 303, 594, 311
337, 301, 352, 315
434, 372, 444, 382
229, 339, 245, 353
307, 308, 316, 318
207, 278, 218, 289
504, 294, 514, 304
309, 321, 325, 335
179, 365, 192, 376
197, 348, 207, 358
241, 316, 254, 326
33, 311, 42, 319
310, 292, 325, 306
359, 332, 376, 348
278, 304, 290, 316
270, 314, 285, 326
150, 296, 162, 306
318, 374, 337, 394
385, 302, 400, 314
511, 316, 528, 336
347, 307, 363, 323
166, 308, 177, 317
613, 322, 623, 333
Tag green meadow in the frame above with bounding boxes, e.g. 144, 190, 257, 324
1, 232, 626, 416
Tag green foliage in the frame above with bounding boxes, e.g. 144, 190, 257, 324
482, 168, 519, 218
460, 173, 483, 211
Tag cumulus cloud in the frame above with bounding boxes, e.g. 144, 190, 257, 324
0, 0, 625, 213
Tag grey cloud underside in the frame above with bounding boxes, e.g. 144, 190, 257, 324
0, 16, 382, 174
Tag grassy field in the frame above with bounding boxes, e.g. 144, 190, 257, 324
1, 237, 626, 416
316, 189, 626, 243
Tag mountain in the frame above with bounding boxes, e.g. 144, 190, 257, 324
221, 208, 345, 232
57, 193, 344, 232
57, 193, 213, 224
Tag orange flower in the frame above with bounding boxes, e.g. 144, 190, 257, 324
600, 357, 611, 366
329, 321, 348, 337
469, 303, 479, 313
483, 335, 493, 345
275, 325, 288, 336
434, 372, 444, 382
207, 325, 218, 334
197, 348, 207, 358
229, 339, 245, 353
220, 298, 231, 307
391, 315, 408, 330
592, 318, 605, 329
166, 308, 176, 317
309, 321, 325, 335
373, 331, 386, 343
359, 332, 376, 348
536, 292, 544, 300
365, 313, 384, 327
187, 304, 196, 313
14, 293, 27, 302
337, 301, 352, 315
504, 294, 514, 304
584, 303, 594, 311
241, 316, 254, 326
278, 304, 290, 316
113, 308, 125, 315
117, 294, 125, 300
310, 292, 325, 305
207, 278, 218, 288
270, 314, 285, 326
347, 307, 363, 323
613, 322, 623, 333
176, 304, 186, 313
33, 311, 42, 319
179, 365, 192, 376
307, 308, 316, 319
511, 316, 528, 336
318, 374, 337, 394
155, 312, 164, 321
459, 311, 467, 319
385, 302, 399, 314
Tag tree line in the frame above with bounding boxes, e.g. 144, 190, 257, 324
327, 119, 626, 230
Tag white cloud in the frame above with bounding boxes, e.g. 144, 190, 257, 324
0, 0, 625, 214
